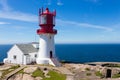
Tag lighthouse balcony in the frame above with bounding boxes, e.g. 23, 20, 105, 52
37, 29, 57, 34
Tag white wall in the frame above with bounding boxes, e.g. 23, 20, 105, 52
36, 34, 57, 65
29, 52, 37, 62
38, 34, 55, 58
7, 45, 24, 64
5, 44, 38, 65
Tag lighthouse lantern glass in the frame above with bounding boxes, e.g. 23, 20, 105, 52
41, 15, 47, 24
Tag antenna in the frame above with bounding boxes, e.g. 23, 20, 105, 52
42, 7, 44, 13
39, 8, 41, 15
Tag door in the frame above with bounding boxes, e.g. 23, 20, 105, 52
50, 51, 53, 58
106, 69, 112, 78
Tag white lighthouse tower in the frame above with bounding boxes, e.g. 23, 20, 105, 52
36, 8, 61, 66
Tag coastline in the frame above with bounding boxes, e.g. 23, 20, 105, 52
1, 62, 120, 80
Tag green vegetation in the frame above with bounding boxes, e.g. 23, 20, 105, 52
32, 68, 44, 78
86, 73, 92, 76
10, 65, 20, 69
43, 70, 66, 80
85, 68, 90, 71
102, 64, 120, 68
17, 69, 24, 74
95, 71, 103, 78
112, 73, 120, 78
1, 65, 20, 78
32, 68, 66, 80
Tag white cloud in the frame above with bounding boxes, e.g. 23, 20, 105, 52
44, 0, 63, 6
0, 0, 11, 11
47, 0, 51, 5
0, 0, 37, 22
57, 0, 63, 6
0, 0, 113, 31
0, 11, 38, 22
0, 21, 10, 24
57, 2, 63, 6
11, 26, 28, 30
56, 19, 113, 31
85, 0, 99, 3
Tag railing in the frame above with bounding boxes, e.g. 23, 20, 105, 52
51, 58, 61, 67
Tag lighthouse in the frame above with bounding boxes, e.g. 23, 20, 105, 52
36, 8, 61, 66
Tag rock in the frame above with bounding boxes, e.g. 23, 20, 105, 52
24, 67, 37, 74
35, 77, 43, 80
22, 74, 35, 80
8, 74, 23, 80
0, 71, 2, 77
0, 66, 11, 70
14, 74, 23, 80
43, 70, 50, 78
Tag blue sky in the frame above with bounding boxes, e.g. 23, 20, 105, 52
0, 0, 120, 44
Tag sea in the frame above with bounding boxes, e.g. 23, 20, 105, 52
0, 44, 120, 63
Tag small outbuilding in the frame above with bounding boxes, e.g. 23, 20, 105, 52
4, 43, 38, 65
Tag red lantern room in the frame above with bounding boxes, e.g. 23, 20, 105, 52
37, 8, 57, 34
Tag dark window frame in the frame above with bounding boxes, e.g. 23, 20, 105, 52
13, 55, 17, 59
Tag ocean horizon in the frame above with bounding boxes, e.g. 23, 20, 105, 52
0, 43, 120, 63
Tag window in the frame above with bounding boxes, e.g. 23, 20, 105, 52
50, 36, 51, 39
35, 54, 37, 58
41, 15, 47, 24
13, 55, 16, 59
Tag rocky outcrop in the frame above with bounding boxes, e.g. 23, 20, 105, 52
8, 74, 23, 80
24, 67, 37, 74
13, 74, 23, 80
8, 73, 44, 80
22, 74, 35, 80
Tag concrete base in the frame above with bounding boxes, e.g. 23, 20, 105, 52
36, 58, 50, 65
36, 58, 61, 67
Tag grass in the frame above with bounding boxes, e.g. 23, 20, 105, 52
102, 64, 120, 68
95, 71, 103, 78
112, 73, 120, 78
85, 68, 90, 71
10, 65, 20, 69
43, 70, 66, 80
32, 68, 44, 78
1, 65, 20, 78
32, 68, 66, 80
86, 73, 92, 76
17, 69, 24, 74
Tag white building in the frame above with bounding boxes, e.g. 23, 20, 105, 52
3, 8, 61, 66
4, 43, 38, 65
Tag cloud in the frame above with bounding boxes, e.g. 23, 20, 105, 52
57, 2, 63, 6
0, 0, 113, 31
0, 11, 38, 22
0, 0, 37, 22
11, 26, 28, 30
85, 0, 99, 3
47, 0, 51, 5
0, 21, 10, 24
56, 19, 113, 31
57, 0, 63, 6
0, 0, 11, 11
44, 0, 63, 6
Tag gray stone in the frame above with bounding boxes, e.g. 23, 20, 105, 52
24, 67, 37, 74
